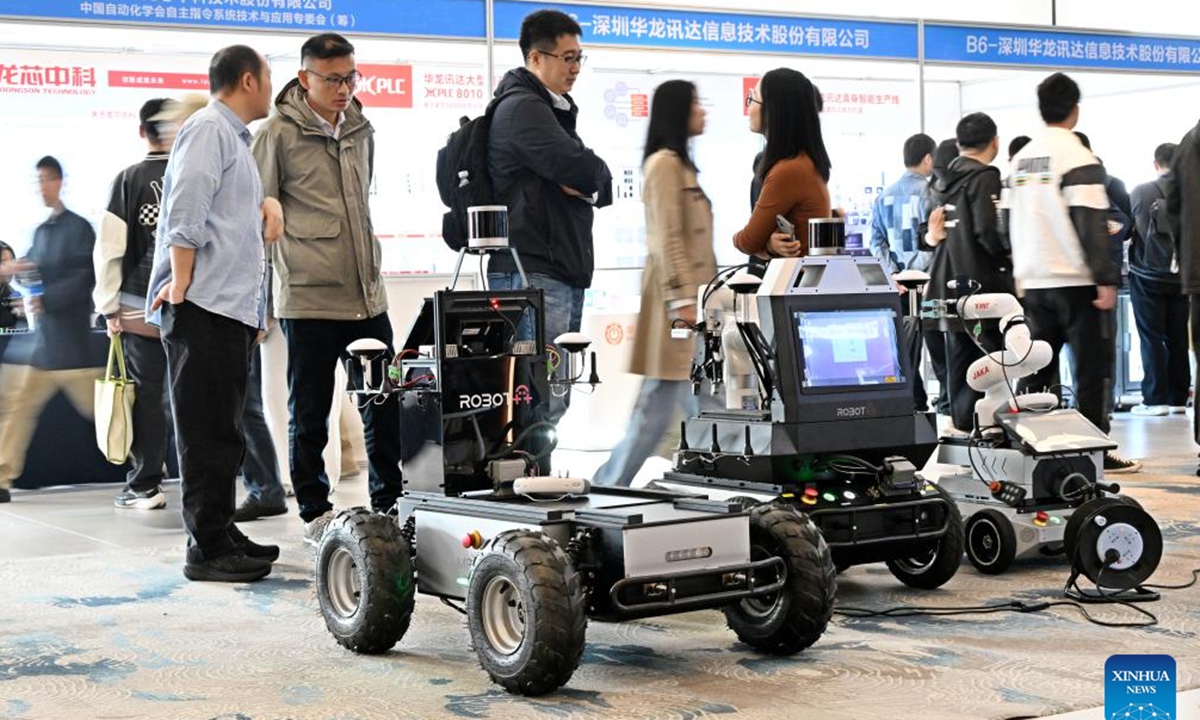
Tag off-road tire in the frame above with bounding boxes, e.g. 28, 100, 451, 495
316, 507, 415, 654
723, 502, 836, 655
467, 530, 587, 696
886, 486, 964, 589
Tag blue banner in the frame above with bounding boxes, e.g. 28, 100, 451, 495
0, 0, 485, 38
493, 2, 919, 61
925, 23, 1200, 73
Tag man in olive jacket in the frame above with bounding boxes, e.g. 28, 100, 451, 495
251, 32, 402, 543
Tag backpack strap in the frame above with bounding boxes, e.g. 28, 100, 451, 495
484, 88, 524, 119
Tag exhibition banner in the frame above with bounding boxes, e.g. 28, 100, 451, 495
492, 1, 919, 61
0, 0, 485, 38
925, 23, 1200, 73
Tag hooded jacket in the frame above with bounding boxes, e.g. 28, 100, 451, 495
486, 68, 613, 288
251, 79, 386, 320
930, 155, 1013, 299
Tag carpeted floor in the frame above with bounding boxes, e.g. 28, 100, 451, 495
2, 456, 1199, 720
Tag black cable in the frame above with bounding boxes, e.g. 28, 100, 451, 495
700, 263, 751, 316
1143, 568, 1200, 591
440, 597, 467, 615
736, 320, 775, 404
835, 601, 1049, 618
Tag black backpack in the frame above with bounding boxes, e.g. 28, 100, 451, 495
1133, 177, 1179, 275
435, 90, 519, 251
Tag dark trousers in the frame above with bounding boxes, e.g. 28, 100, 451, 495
1189, 295, 1200, 444
1131, 274, 1190, 406
945, 327, 1002, 432
899, 298, 928, 412
161, 302, 255, 562
281, 314, 403, 522
240, 345, 283, 507
925, 329, 950, 414
123, 333, 172, 493
1017, 287, 1113, 434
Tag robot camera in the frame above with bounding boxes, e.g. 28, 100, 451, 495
345, 338, 390, 393
726, 273, 762, 295
554, 332, 592, 355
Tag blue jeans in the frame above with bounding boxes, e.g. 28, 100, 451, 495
592, 379, 698, 488
487, 272, 585, 427
241, 345, 284, 507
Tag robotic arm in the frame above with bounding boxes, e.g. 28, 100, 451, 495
955, 293, 1057, 429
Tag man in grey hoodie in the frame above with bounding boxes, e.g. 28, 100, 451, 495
251, 33, 402, 544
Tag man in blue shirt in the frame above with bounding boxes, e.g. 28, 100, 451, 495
871, 134, 936, 412
871, 133, 936, 275
146, 45, 277, 582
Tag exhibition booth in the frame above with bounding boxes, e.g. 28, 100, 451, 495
2, 0, 1200, 468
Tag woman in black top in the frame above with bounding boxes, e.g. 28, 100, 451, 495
0, 240, 18, 362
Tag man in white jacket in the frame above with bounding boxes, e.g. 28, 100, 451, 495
1006, 72, 1141, 473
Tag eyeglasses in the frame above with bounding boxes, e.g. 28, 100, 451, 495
745, 93, 762, 108
536, 50, 587, 68
304, 68, 360, 89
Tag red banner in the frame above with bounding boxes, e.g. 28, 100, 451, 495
355, 63, 412, 109
108, 70, 208, 90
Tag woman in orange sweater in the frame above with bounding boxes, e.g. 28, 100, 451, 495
735, 68, 832, 262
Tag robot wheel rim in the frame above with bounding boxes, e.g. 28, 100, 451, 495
481, 575, 526, 655
326, 546, 363, 619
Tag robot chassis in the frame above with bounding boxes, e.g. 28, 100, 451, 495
917, 287, 1162, 584
653, 230, 965, 590
313, 232, 837, 697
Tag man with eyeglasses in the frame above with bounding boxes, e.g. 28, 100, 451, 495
251, 32, 403, 544
487, 9, 613, 460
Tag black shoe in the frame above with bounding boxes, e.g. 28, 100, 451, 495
233, 495, 288, 522
183, 551, 272, 582
114, 487, 166, 510
228, 526, 280, 563
0, 488, 9, 503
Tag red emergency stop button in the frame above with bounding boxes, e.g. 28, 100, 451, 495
462, 530, 484, 549
802, 487, 819, 505
1034, 511, 1049, 527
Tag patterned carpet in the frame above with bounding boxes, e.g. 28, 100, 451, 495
2, 457, 1199, 720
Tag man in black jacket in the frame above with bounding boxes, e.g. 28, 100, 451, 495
0, 157, 100, 503
1130, 143, 1188, 417
931, 113, 1013, 433
486, 9, 613, 433
1165, 125, 1200, 453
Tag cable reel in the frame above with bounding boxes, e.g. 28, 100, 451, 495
1063, 497, 1163, 600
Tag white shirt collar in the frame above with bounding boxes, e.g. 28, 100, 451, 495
305, 94, 346, 139
546, 88, 571, 112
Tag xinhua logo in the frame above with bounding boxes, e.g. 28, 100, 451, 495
1106, 655, 1176, 720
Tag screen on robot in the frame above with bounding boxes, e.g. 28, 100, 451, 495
794, 308, 905, 389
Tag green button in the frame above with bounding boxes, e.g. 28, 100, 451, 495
822, 493, 837, 502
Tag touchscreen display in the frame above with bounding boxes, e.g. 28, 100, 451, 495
795, 309, 904, 389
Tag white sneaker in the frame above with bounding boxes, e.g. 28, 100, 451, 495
1130, 404, 1169, 417
1171, 406, 1188, 414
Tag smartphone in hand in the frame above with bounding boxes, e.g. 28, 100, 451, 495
775, 214, 795, 237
